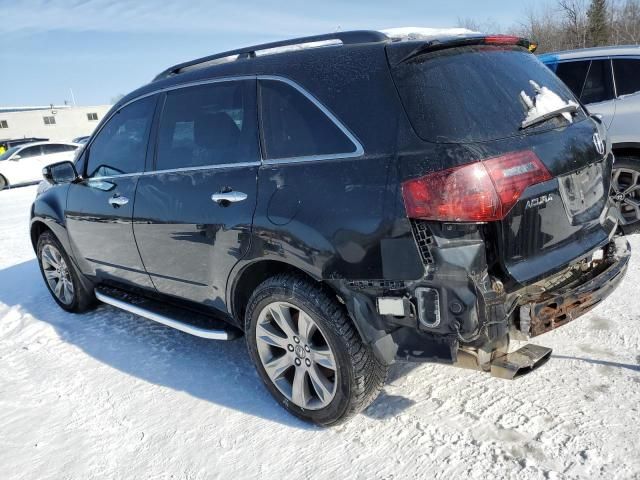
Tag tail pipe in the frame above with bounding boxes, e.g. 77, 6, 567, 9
454, 344, 553, 380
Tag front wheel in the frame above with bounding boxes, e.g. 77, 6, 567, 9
245, 274, 388, 426
37, 231, 95, 312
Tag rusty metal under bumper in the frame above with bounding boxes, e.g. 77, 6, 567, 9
521, 237, 630, 337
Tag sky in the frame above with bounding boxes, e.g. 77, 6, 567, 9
1, 0, 543, 106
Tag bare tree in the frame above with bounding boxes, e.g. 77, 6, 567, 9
509, 0, 639, 52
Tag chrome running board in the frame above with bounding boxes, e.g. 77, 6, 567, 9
94, 287, 239, 340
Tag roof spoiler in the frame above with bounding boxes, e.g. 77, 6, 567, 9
387, 34, 537, 66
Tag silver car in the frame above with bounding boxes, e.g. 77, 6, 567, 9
540, 46, 640, 231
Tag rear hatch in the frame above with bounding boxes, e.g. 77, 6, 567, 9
387, 37, 613, 286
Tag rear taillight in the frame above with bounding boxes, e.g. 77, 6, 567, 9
402, 150, 552, 222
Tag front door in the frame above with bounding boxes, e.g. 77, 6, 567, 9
12, 144, 44, 184
66, 95, 158, 289
133, 79, 260, 311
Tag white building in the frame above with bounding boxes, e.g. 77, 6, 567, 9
0, 105, 112, 142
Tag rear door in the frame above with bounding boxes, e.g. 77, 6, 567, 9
610, 57, 640, 142
66, 95, 158, 288
40, 143, 78, 167
133, 79, 260, 310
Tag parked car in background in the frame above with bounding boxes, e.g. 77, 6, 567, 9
0, 137, 49, 155
31, 30, 629, 425
541, 46, 640, 231
0, 141, 80, 189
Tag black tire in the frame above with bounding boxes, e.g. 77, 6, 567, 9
0, 175, 7, 191
611, 156, 640, 234
245, 273, 388, 426
36, 231, 96, 312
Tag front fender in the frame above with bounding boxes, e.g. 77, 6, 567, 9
30, 183, 71, 253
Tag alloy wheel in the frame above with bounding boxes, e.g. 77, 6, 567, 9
40, 244, 75, 305
611, 167, 640, 225
255, 301, 338, 410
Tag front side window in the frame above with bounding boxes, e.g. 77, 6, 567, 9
554, 60, 590, 99
17, 145, 42, 159
581, 59, 615, 104
155, 80, 258, 170
86, 96, 156, 178
259, 79, 358, 159
613, 58, 640, 97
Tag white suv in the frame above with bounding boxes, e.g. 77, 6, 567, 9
541, 46, 640, 231
0, 141, 80, 190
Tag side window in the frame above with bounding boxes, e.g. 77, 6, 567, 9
17, 146, 42, 159
259, 79, 358, 160
156, 80, 258, 170
42, 144, 73, 154
555, 60, 590, 99
581, 60, 615, 104
86, 96, 156, 178
613, 59, 640, 97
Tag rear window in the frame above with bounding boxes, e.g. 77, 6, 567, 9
390, 46, 584, 143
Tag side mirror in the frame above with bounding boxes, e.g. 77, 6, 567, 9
42, 161, 80, 185
11, 154, 21, 161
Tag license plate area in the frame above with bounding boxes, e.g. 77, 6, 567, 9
558, 161, 605, 223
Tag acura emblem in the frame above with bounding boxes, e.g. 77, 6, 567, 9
593, 132, 605, 156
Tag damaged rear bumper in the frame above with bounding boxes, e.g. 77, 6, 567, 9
518, 236, 630, 338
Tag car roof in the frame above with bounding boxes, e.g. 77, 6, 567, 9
17, 141, 80, 148
539, 45, 640, 62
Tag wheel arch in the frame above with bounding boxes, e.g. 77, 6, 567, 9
228, 259, 343, 330
30, 219, 52, 251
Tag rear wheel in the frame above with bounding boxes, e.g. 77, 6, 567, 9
611, 156, 640, 233
37, 231, 95, 312
245, 274, 388, 426
0, 175, 7, 191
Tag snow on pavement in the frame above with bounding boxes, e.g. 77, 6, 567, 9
0, 185, 639, 479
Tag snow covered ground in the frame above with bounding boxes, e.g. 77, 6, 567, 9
1, 185, 639, 480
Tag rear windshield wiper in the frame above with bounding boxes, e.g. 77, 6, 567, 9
520, 104, 579, 129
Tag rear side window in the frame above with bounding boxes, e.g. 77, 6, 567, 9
613, 58, 640, 97
259, 79, 358, 160
555, 60, 590, 98
389, 46, 583, 143
86, 96, 156, 178
581, 59, 615, 104
42, 144, 77, 154
156, 80, 258, 170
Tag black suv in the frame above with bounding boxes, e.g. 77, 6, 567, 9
31, 30, 630, 425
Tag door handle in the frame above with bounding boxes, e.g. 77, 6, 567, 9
108, 195, 129, 207
211, 191, 247, 205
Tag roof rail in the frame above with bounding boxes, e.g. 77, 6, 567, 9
152, 30, 389, 81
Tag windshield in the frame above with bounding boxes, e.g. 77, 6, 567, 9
0, 146, 21, 161
390, 45, 586, 143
